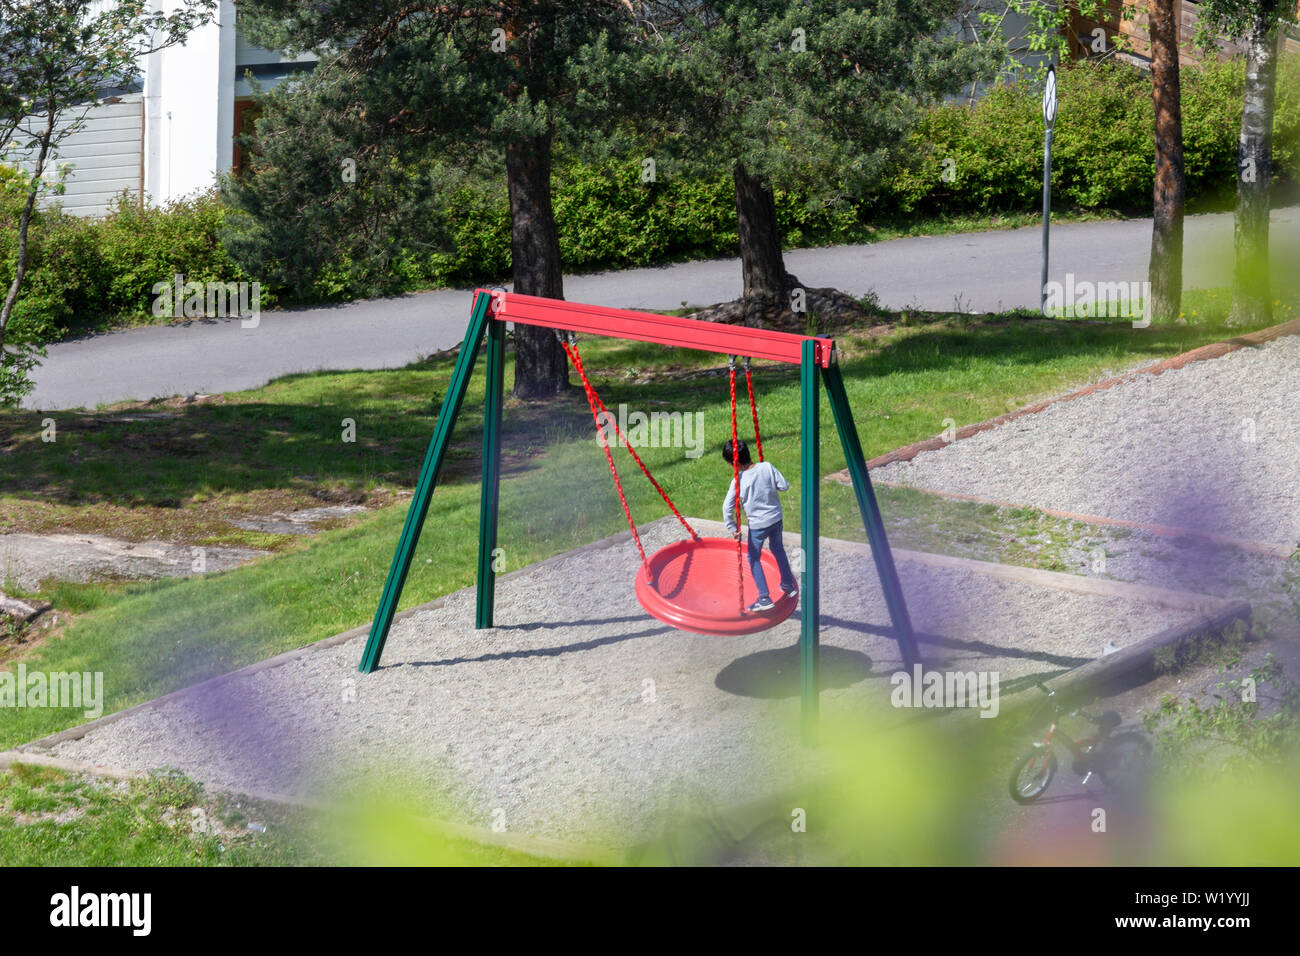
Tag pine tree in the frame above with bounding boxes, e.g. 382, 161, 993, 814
234, 1, 637, 397
600, 0, 996, 326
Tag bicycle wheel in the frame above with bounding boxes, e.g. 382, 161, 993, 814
1097, 731, 1152, 794
1009, 747, 1058, 804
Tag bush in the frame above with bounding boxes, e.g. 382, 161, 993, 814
878, 58, 1300, 219
317, 58, 1300, 295
94, 191, 250, 320
0, 185, 251, 344
414, 158, 866, 290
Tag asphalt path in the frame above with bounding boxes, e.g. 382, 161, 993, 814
24, 208, 1299, 410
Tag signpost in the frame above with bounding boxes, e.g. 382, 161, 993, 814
1041, 64, 1058, 315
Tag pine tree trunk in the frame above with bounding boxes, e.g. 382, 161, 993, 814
1230, 5, 1279, 327
733, 162, 801, 326
506, 133, 569, 399
1147, 0, 1185, 324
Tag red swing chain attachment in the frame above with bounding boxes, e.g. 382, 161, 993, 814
744, 356, 764, 462
728, 356, 744, 615
729, 355, 767, 614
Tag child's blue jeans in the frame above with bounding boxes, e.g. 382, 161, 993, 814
748, 520, 797, 601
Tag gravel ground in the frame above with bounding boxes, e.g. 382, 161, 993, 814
875, 335, 1300, 548
40, 518, 1205, 846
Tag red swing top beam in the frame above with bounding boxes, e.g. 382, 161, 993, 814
475, 289, 835, 367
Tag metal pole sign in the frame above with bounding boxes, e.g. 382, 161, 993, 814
1040, 65, 1057, 315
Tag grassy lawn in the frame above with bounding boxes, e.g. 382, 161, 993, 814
0, 292, 1295, 752
0, 763, 582, 865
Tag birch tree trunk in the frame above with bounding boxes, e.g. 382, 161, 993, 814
1229, 2, 1279, 327
0, 108, 56, 343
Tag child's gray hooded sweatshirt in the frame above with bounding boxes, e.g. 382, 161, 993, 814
723, 461, 789, 533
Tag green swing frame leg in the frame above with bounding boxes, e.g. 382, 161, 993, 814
475, 319, 506, 629
357, 291, 492, 673
822, 362, 921, 668
798, 350, 922, 743
799, 342, 820, 745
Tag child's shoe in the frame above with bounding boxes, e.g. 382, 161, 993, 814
781, 583, 798, 599
748, 597, 776, 612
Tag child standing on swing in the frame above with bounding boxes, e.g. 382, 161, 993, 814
722, 439, 798, 612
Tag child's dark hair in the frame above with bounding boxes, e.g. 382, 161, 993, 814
722, 439, 752, 466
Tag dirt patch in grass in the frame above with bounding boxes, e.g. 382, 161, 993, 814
0, 487, 398, 548
0, 607, 73, 668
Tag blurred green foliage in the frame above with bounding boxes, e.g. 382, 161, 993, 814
630, 705, 1300, 866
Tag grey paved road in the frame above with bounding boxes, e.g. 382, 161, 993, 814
24, 209, 1300, 410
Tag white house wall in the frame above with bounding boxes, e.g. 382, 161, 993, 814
145, 0, 234, 203
51, 94, 145, 216
9, 93, 144, 218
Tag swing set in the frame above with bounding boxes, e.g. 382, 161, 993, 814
357, 289, 920, 742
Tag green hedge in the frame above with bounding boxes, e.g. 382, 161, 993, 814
884, 58, 1300, 218
416, 59, 1300, 290
402, 158, 863, 290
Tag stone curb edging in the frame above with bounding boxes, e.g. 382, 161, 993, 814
1035, 598, 1251, 708
829, 315, 1300, 475
953, 597, 1253, 731
866, 483, 1298, 560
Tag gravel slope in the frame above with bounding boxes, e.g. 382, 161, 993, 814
875, 335, 1300, 548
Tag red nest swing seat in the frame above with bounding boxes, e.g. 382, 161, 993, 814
559, 336, 795, 636
634, 536, 798, 635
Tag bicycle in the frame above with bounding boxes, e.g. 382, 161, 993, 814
1008, 684, 1152, 804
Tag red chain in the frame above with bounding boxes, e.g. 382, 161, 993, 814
568, 343, 698, 542
744, 359, 764, 462
562, 339, 648, 565
560, 339, 699, 561
729, 360, 744, 615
